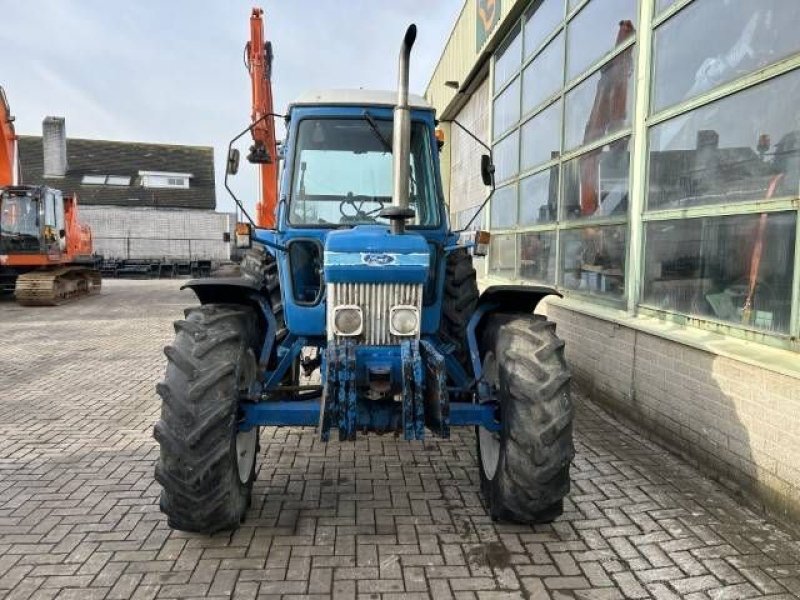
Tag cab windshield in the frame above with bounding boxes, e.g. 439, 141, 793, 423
0, 193, 39, 238
288, 118, 439, 227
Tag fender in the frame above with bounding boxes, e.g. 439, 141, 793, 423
181, 277, 262, 307
465, 285, 561, 388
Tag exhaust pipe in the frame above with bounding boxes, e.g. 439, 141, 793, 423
389, 24, 417, 234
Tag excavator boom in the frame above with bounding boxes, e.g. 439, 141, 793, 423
247, 7, 279, 228
0, 86, 16, 187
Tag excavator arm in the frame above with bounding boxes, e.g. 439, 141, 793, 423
0, 85, 17, 187
246, 7, 278, 229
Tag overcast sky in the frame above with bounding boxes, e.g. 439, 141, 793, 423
2, 0, 462, 214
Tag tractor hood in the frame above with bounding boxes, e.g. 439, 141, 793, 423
324, 225, 429, 284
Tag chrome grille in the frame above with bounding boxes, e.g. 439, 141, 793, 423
328, 282, 422, 344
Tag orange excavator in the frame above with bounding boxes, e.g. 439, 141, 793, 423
0, 86, 100, 305
244, 7, 279, 228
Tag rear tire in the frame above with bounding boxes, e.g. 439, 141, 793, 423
439, 248, 479, 371
477, 313, 574, 523
154, 304, 259, 534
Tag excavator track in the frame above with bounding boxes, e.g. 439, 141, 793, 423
15, 266, 101, 306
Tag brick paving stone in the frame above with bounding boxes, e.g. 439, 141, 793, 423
1, 280, 800, 599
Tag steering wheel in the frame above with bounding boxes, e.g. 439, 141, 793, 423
339, 194, 385, 221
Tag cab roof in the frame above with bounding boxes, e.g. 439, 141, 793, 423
290, 89, 432, 110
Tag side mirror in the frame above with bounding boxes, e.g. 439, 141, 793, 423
235, 222, 252, 249
480, 154, 495, 187
227, 148, 241, 176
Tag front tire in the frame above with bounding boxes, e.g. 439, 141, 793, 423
477, 313, 574, 523
154, 304, 259, 534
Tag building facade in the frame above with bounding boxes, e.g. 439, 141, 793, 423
427, 0, 800, 523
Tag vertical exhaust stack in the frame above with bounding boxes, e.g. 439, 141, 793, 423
387, 24, 417, 234
43, 116, 68, 178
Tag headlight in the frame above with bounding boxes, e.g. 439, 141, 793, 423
390, 305, 419, 336
333, 305, 363, 336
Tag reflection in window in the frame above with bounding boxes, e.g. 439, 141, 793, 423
522, 32, 564, 115
520, 231, 556, 283
567, 0, 636, 81
648, 69, 800, 211
561, 225, 626, 297
524, 0, 564, 58
494, 27, 522, 90
493, 130, 520, 184
564, 45, 634, 151
563, 137, 630, 220
489, 233, 517, 277
652, 0, 800, 112
521, 101, 562, 172
490, 184, 518, 229
493, 77, 521, 137
520, 167, 559, 225
642, 213, 795, 333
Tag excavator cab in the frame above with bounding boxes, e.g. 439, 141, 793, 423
0, 186, 63, 255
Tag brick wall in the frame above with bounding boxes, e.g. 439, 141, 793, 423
541, 300, 800, 525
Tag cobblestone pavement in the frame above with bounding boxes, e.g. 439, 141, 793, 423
1, 280, 800, 600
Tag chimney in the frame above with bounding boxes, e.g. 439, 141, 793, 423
43, 116, 68, 177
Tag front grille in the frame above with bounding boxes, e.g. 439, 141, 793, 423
327, 282, 422, 344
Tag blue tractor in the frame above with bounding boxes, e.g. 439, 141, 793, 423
154, 26, 574, 533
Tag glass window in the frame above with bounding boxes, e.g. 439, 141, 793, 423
647, 69, 800, 211
642, 212, 796, 333
520, 166, 559, 225
524, 0, 564, 58
81, 175, 106, 185
521, 101, 562, 172
0, 193, 38, 238
106, 176, 131, 186
490, 184, 518, 229
564, 45, 634, 151
489, 233, 517, 277
561, 224, 627, 298
652, 0, 800, 113
520, 230, 557, 283
455, 205, 485, 231
566, 0, 637, 81
656, 0, 677, 13
522, 32, 565, 115
495, 28, 523, 90
563, 137, 630, 220
493, 130, 520, 184
289, 118, 439, 227
493, 77, 521, 137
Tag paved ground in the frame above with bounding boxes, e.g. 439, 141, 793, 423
1, 279, 800, 600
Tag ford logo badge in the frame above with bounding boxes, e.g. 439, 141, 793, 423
361, 253, 395, 266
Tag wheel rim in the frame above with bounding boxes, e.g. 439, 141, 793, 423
236, 350, 258, 484
236, 428, 257, 484
479, 350, 501, 480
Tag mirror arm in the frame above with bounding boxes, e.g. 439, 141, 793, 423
224, 112, 286, 229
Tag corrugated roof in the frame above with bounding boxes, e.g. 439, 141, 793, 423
17, 136, 216, 209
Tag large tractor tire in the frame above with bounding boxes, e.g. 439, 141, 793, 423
477, 313, 574, 523
240, 244, 286, 342
439, 248, 479, 371
154, 304, 260, 534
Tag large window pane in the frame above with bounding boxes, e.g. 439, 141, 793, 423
642, 213, 796, 333
521, 101, 561, 172
494, 28, 522, 90
524, 0, 564, 58
490, 184, 518, 229
567, 0, 637, 81
493, 130, 520, 184
522, 32, 565, 114
493, 77, 521, 137
648, 70, 800, 211
563, 137, 630, 220
520, 166, 559, 225
564, 46, 634, 151
561, 225, 627, 298
489, 233, 516, 277
652, 0, 800, 112
520, 230, 557, 283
